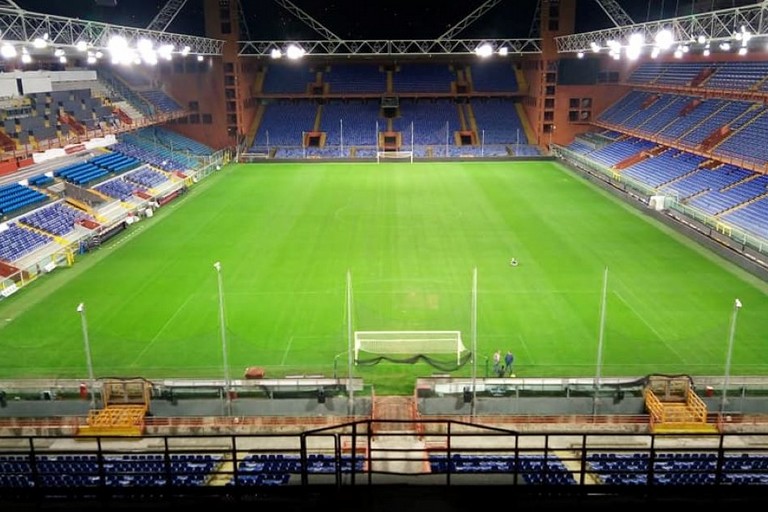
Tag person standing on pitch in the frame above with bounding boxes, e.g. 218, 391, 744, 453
505, 351, 515, 377
493, 350, 501, 376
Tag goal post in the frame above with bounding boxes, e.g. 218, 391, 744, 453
376, 150, 413, 163
354, 330, 467, 364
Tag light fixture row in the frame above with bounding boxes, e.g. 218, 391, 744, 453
0, 33, 206, 66
576, 26, 757, 60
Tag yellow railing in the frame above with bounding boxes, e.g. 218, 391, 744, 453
686, 390, 708, 423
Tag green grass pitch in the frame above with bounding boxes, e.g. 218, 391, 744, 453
1, 160, 767, 395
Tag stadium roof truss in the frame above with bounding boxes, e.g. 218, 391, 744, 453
555, 2, 768, 54
0, 6, 223, 56
146, 0, 189, 33
238, 38, 543, 57
243, 0, 541, 57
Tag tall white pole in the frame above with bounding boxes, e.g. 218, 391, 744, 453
411, 121, 414, 155
375, 120, 379, 155
266, 130, 270, 155
340, 118, 343, 158
516, 128, 520, 156
549, 125, 556, 155
302, 131, 306, 159
346, 270, 355, 415
721, 298, 743, 413
214, 261, 232, 416
470, 267, 478, 417
481, 130, 485, 157
76, 302, 97, 409
445, 121, 449, 158
593, 267, 608, 416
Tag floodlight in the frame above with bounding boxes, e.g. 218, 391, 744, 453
474, 42, 493, 58
654, 29, 674, 50
196, 55, 204, 62
21, 53, 31, 64
158, 44, 174, 61
76, 41, 88, 52
286, 44, 305, 60
590, 41, 600, 53
626, 34, 643, 61
498, 47, 508, 56
577, 52, 584, 58
137, 39, 153, 53
0, 44, 16, 59
270, 48, 282, 59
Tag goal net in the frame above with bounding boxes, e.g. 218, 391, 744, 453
345, 272, 474, 371
354, 330, 468, 368
376, 150, 413, 163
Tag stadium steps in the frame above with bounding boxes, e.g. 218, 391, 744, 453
718, 191, 768, 216
651, 421, 720, 434
556, 450, 600, 484
65, 197, 107, 224
245, 104, 265, 149
206, 456, 234, 486
465, 103, 479, 135
680, 187, 710, 204
372, 396, 418, 435
645, 376, 718, 434
711, 104, 768, 152
658, 166, 699, 190
77, 405, 147, 437
314, 103, 323, 132
515, 103, 536, 144
676, 101, 733, 142
16, 221, 67, 246
721, 172, 759, 192
457, 103, 467, 131
514, 67, 527, 93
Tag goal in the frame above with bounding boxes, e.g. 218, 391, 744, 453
376, 150, 413, 163
354, 330, 466, 364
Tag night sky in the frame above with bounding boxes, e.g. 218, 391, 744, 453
9, 0, 760, 40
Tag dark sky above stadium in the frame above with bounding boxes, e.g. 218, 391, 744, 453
10, 0, 760, 40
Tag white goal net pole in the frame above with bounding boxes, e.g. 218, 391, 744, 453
471, 267, 478, 413
346, 270, 354, 413
375, 120, 379, 163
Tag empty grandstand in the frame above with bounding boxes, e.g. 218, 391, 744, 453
1, 0, 768, 509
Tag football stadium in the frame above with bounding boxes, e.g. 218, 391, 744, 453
1, 0, 768, 508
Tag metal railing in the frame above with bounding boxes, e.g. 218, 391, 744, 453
2, 420, 768, 501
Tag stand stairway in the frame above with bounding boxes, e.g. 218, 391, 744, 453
644, 375, 719, 434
